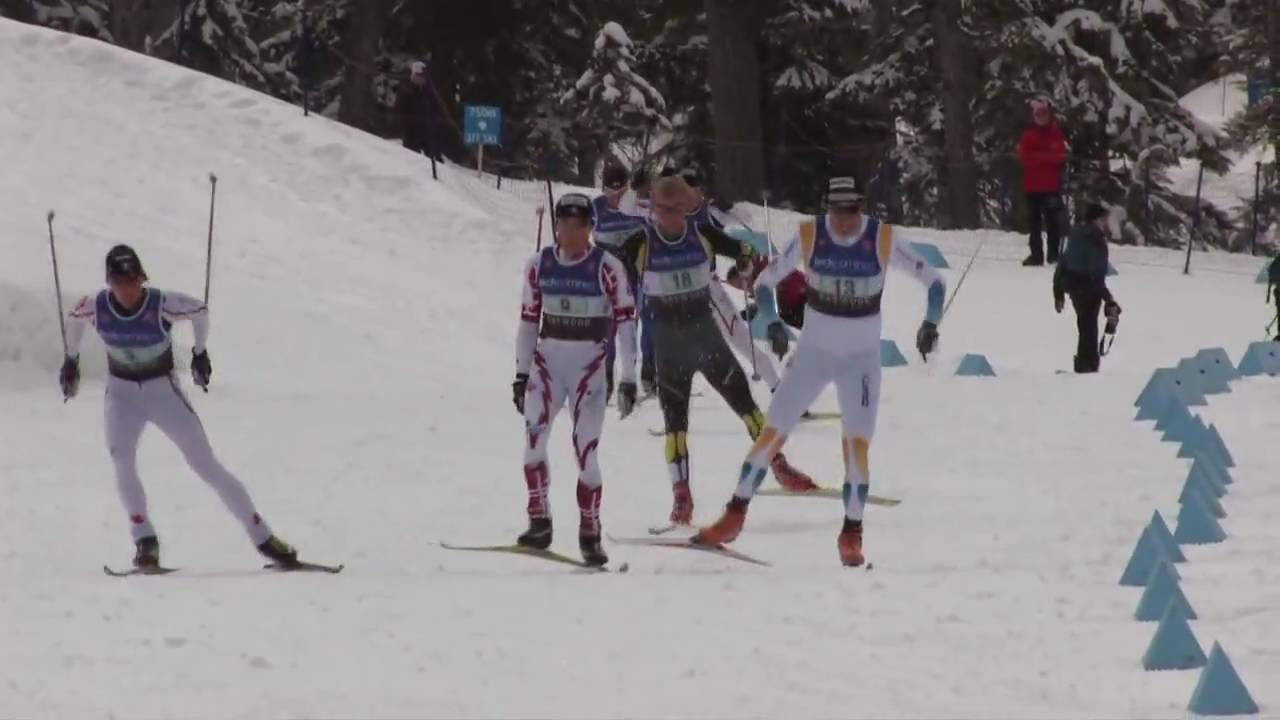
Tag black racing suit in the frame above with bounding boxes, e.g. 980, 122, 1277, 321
618, 220, 767, 482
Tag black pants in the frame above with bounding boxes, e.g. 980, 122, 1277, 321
1028, 192, 1062, 262
652, 313, 758, 433
1067, 277, 1103, 373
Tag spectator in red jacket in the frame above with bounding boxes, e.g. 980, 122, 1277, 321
1018, 98, 1068, 266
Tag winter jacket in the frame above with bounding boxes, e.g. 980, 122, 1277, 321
1054, 223, 1112, 303
1018, 122, 1067, 193
394, 82, 438, 153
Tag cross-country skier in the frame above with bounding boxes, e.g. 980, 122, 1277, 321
593, 164, 648, 402
512, 193, 638, 566
616, 176, 815, 526
59, 245, 298, 571
695, 177, 946, 567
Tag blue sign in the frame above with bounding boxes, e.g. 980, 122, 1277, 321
464, 105, 502, 146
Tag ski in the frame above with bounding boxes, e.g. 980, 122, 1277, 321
647, 523, 695, 536
264, 560, 344, 574
103, 564, 179, 577
755, 486, 901, 506
607, 534, 771, 567
439, 542, 625, 573
801, 411, 842, 421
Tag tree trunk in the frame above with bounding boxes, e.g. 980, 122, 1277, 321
704, 0, 766, 204
932, 0, 981, 229
337, 0, 387, 133
109, 0, 150, 50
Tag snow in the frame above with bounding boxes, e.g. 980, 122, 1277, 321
2, 18, 1278, 719
1170, 75, 1271, 215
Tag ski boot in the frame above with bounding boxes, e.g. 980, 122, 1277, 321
771, 452, 819, 492
838, 519, 865, 567
669, 481, 694, 525
133, 536, 160, 569
693, 497, 748, 545
257, 535, 299, 567
1021, 254, 1044, 267
517, 518, 553, 550
579, 534, 609, 567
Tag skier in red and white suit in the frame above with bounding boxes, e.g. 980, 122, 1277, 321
511, 193, 638, 567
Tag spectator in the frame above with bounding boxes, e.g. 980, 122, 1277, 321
394, 61, 442, 161
1054, 203, 1119, 373
1019, 98, 1068, 266
1268, 254, 1280, 340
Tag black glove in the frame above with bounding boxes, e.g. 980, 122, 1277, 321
512, 373, 528, 415
766, 321, 789, 359
191, 349, 212, 389
617, 381, 637, 419
1054, 294, 1065, 314
1103, 300, 1121, 334
739, 304, 759, 323
59, 355, 80, 400
916, 321, 939, 361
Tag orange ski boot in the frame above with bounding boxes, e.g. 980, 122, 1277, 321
669, 481, 694, 525
771, 452, 819, 492
693, 497, 748, 545
838, 519, 865, 567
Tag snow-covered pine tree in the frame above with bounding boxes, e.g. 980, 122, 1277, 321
1, 0, 111, 40
561, 20, 671, 182
1219, 0, 1278, 251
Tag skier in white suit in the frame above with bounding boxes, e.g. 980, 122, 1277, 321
59, 244, 298, 571
695, 177, 945, 567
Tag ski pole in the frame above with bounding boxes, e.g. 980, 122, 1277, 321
47, 210, 67, 357
535, 206, 546, 251
204, 173, 217, 304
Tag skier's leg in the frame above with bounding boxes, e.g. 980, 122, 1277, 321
709, 281, 780, 389
522, 350, 569, 522
693, 323, 766, 436
147, 376, 273, 545
1027, 193, 1045, 262
567, 350, 608, 538
1045, 194, 1063, 263
654, 324, 696, 521
728, 343, 833, 500
104, 378, 155, 541
832, 349, 882, 522
639, 293, 657, 392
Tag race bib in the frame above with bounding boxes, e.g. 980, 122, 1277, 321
645, 264, 711, 297
542, 293, 609, 318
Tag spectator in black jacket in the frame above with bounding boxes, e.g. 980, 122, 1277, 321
1054, 203, 1119, 373
394, 61, 441, 161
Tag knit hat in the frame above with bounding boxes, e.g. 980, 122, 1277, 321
825, 176, 864, 209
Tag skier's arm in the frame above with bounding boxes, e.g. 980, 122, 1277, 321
751, 232, 804, 318
602, 254, 638, 384
618, 228, 648, 276
515, 255, 541, 375
161, 290, 210, 352
885, 231, 945, 325
697, 223, 753, 261
65, 295, 95, 358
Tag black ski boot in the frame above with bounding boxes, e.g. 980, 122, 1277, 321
257, 535, 298, 567
579, 534, 609, 567
133, 536, 160, 569
517, 518, 552, 550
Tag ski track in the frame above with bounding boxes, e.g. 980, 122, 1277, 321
1, 19, 1277, 719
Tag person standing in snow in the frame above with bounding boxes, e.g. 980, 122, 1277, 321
694, 177, 946, 567
59, 245, 300, 571
394, 61, 442, 162
1019, 98, 1068, 266
1268, 255, 1280, 341
512, 193, 638, 566
592, 164, 647, 402
614, 176, 816, 527
1053, 203, 1120, 373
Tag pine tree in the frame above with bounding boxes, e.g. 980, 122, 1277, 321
2, 0, 111, 40
561, 19, 671, 182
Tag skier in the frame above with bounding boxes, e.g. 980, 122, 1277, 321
59, 245, 298, 571
1018, 97, 1068, 266
512, 193, 638, 566
695, 177, 946, 567
616, 176, 815, 526
592, 164, 647, 402
1267, 254, 1280, 341
1053, 202, 1120, 373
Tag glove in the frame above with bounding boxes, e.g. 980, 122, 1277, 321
617, 381, 637, 419
1103, 300, 1122, 334
1054, 295, 1065, 314
739, 304, 759, 323
916, 320, 939, 361
190, 349, 212, 389
59, 355, 80, 400
512, 373, 529, 415
766, 321, 789, 359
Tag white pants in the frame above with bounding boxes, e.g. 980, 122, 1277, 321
104, 374, 272, 544
709, 281, 781, 390
732, 339, 882, 521
522, 343, 608, 536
